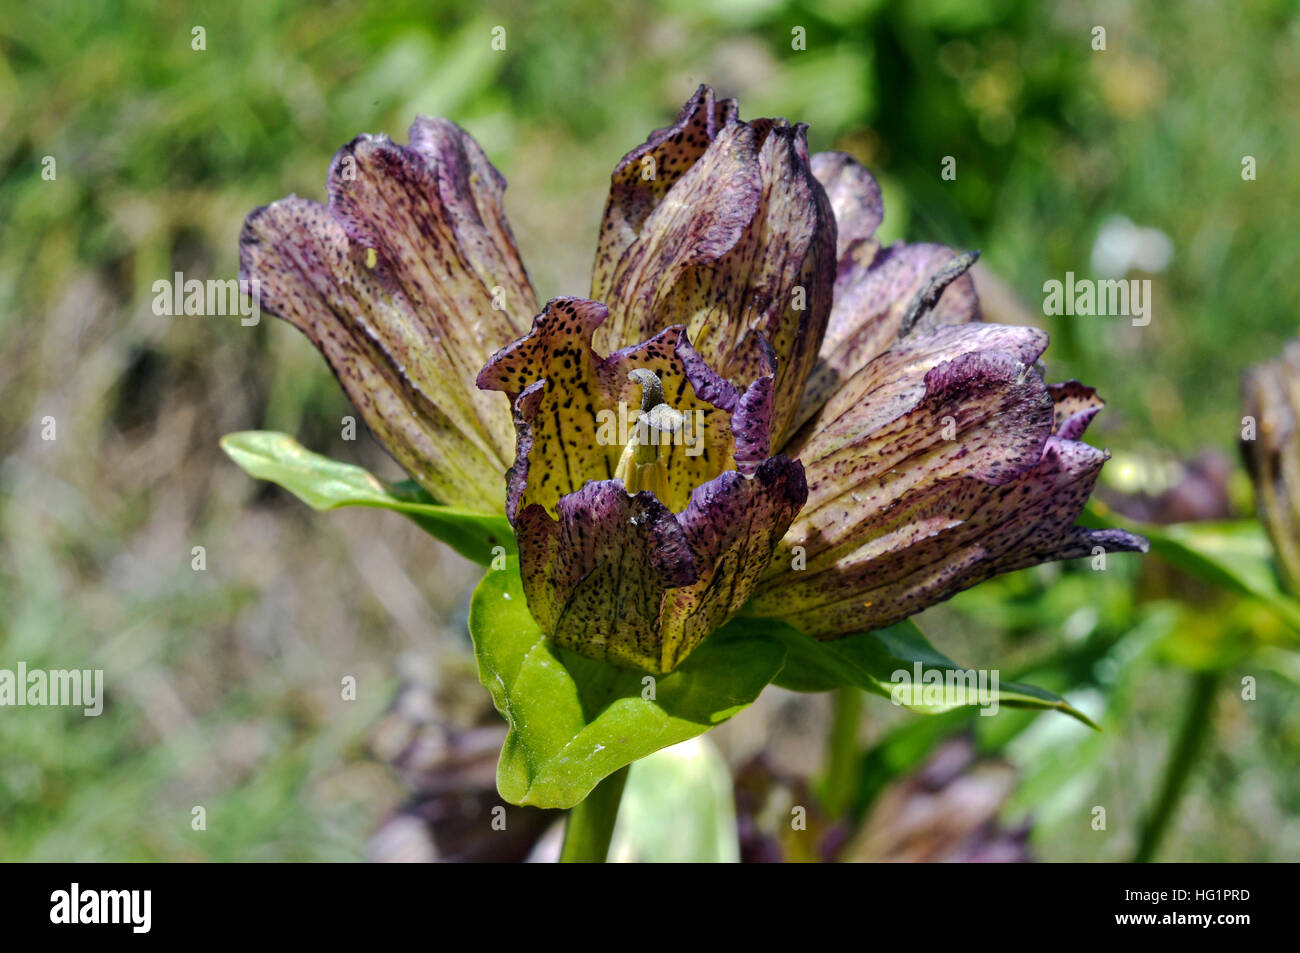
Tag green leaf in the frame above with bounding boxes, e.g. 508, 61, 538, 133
468, 561, 786, 809
749, 616, 1098, 729
219, 431, 514, 566
1084, 504, 1300, 635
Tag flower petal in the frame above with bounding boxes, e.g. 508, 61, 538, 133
795, 241, 983, 432
770, 330, 1056, 577
760, 441, 1145, 638
811, 151, 883, 259
591, 84, 740, 300
659, 457, 807, 671
512, 457, 805, 674
1048, 380, 1105, 440
794, 155, 980, 433
513, 481, 699, 672
751, 326, 1146, 636
240, 118, 537, 511
790, 323, 1050, 472
592, 89, 836, 444
476, 297, 776, 518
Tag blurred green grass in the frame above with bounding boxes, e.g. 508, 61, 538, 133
1, 0, 1297, 860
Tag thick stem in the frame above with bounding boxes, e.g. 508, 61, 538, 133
559, 766, 630, 863
822, 687, 863, 817
1133, 669, 1220, 863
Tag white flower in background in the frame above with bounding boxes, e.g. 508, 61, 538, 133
1090, 214, 1174, 277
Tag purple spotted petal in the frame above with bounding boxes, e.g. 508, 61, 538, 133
240, 117, 536, 510
789, 323, 1049, 465
811, 151, 883, 260
793, 153, 981, 434
591, 85, 740, 297
750, 325, 1146, 638
477, 297, 778, 518
513, 482, 699, 672
659, 456, 807, 670
512, 458, 805, 674
592, 87, 837, 446
677, 331, 776, 472
1049, 380, 1105, 440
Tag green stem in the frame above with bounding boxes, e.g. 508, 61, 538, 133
559, 766, 630, 863
1134, 669, 1220, 863
822, 687, 863, 817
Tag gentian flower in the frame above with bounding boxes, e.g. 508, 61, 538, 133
241, 86, 1146, 675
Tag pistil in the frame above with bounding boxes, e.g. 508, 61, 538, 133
614, 369, 684, 499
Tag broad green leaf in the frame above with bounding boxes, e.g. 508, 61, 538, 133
608, 737, 739, 863
220, 431, 514, 566
469, 562, 786, 809
1084, 504, 1300, 635
748, 616, 1098, 729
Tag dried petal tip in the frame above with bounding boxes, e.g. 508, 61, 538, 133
896, 249, 981, 340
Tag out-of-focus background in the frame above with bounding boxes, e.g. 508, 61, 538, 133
1, 0, 1297, 861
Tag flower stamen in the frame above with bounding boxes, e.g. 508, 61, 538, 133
615, 369, 685, 499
